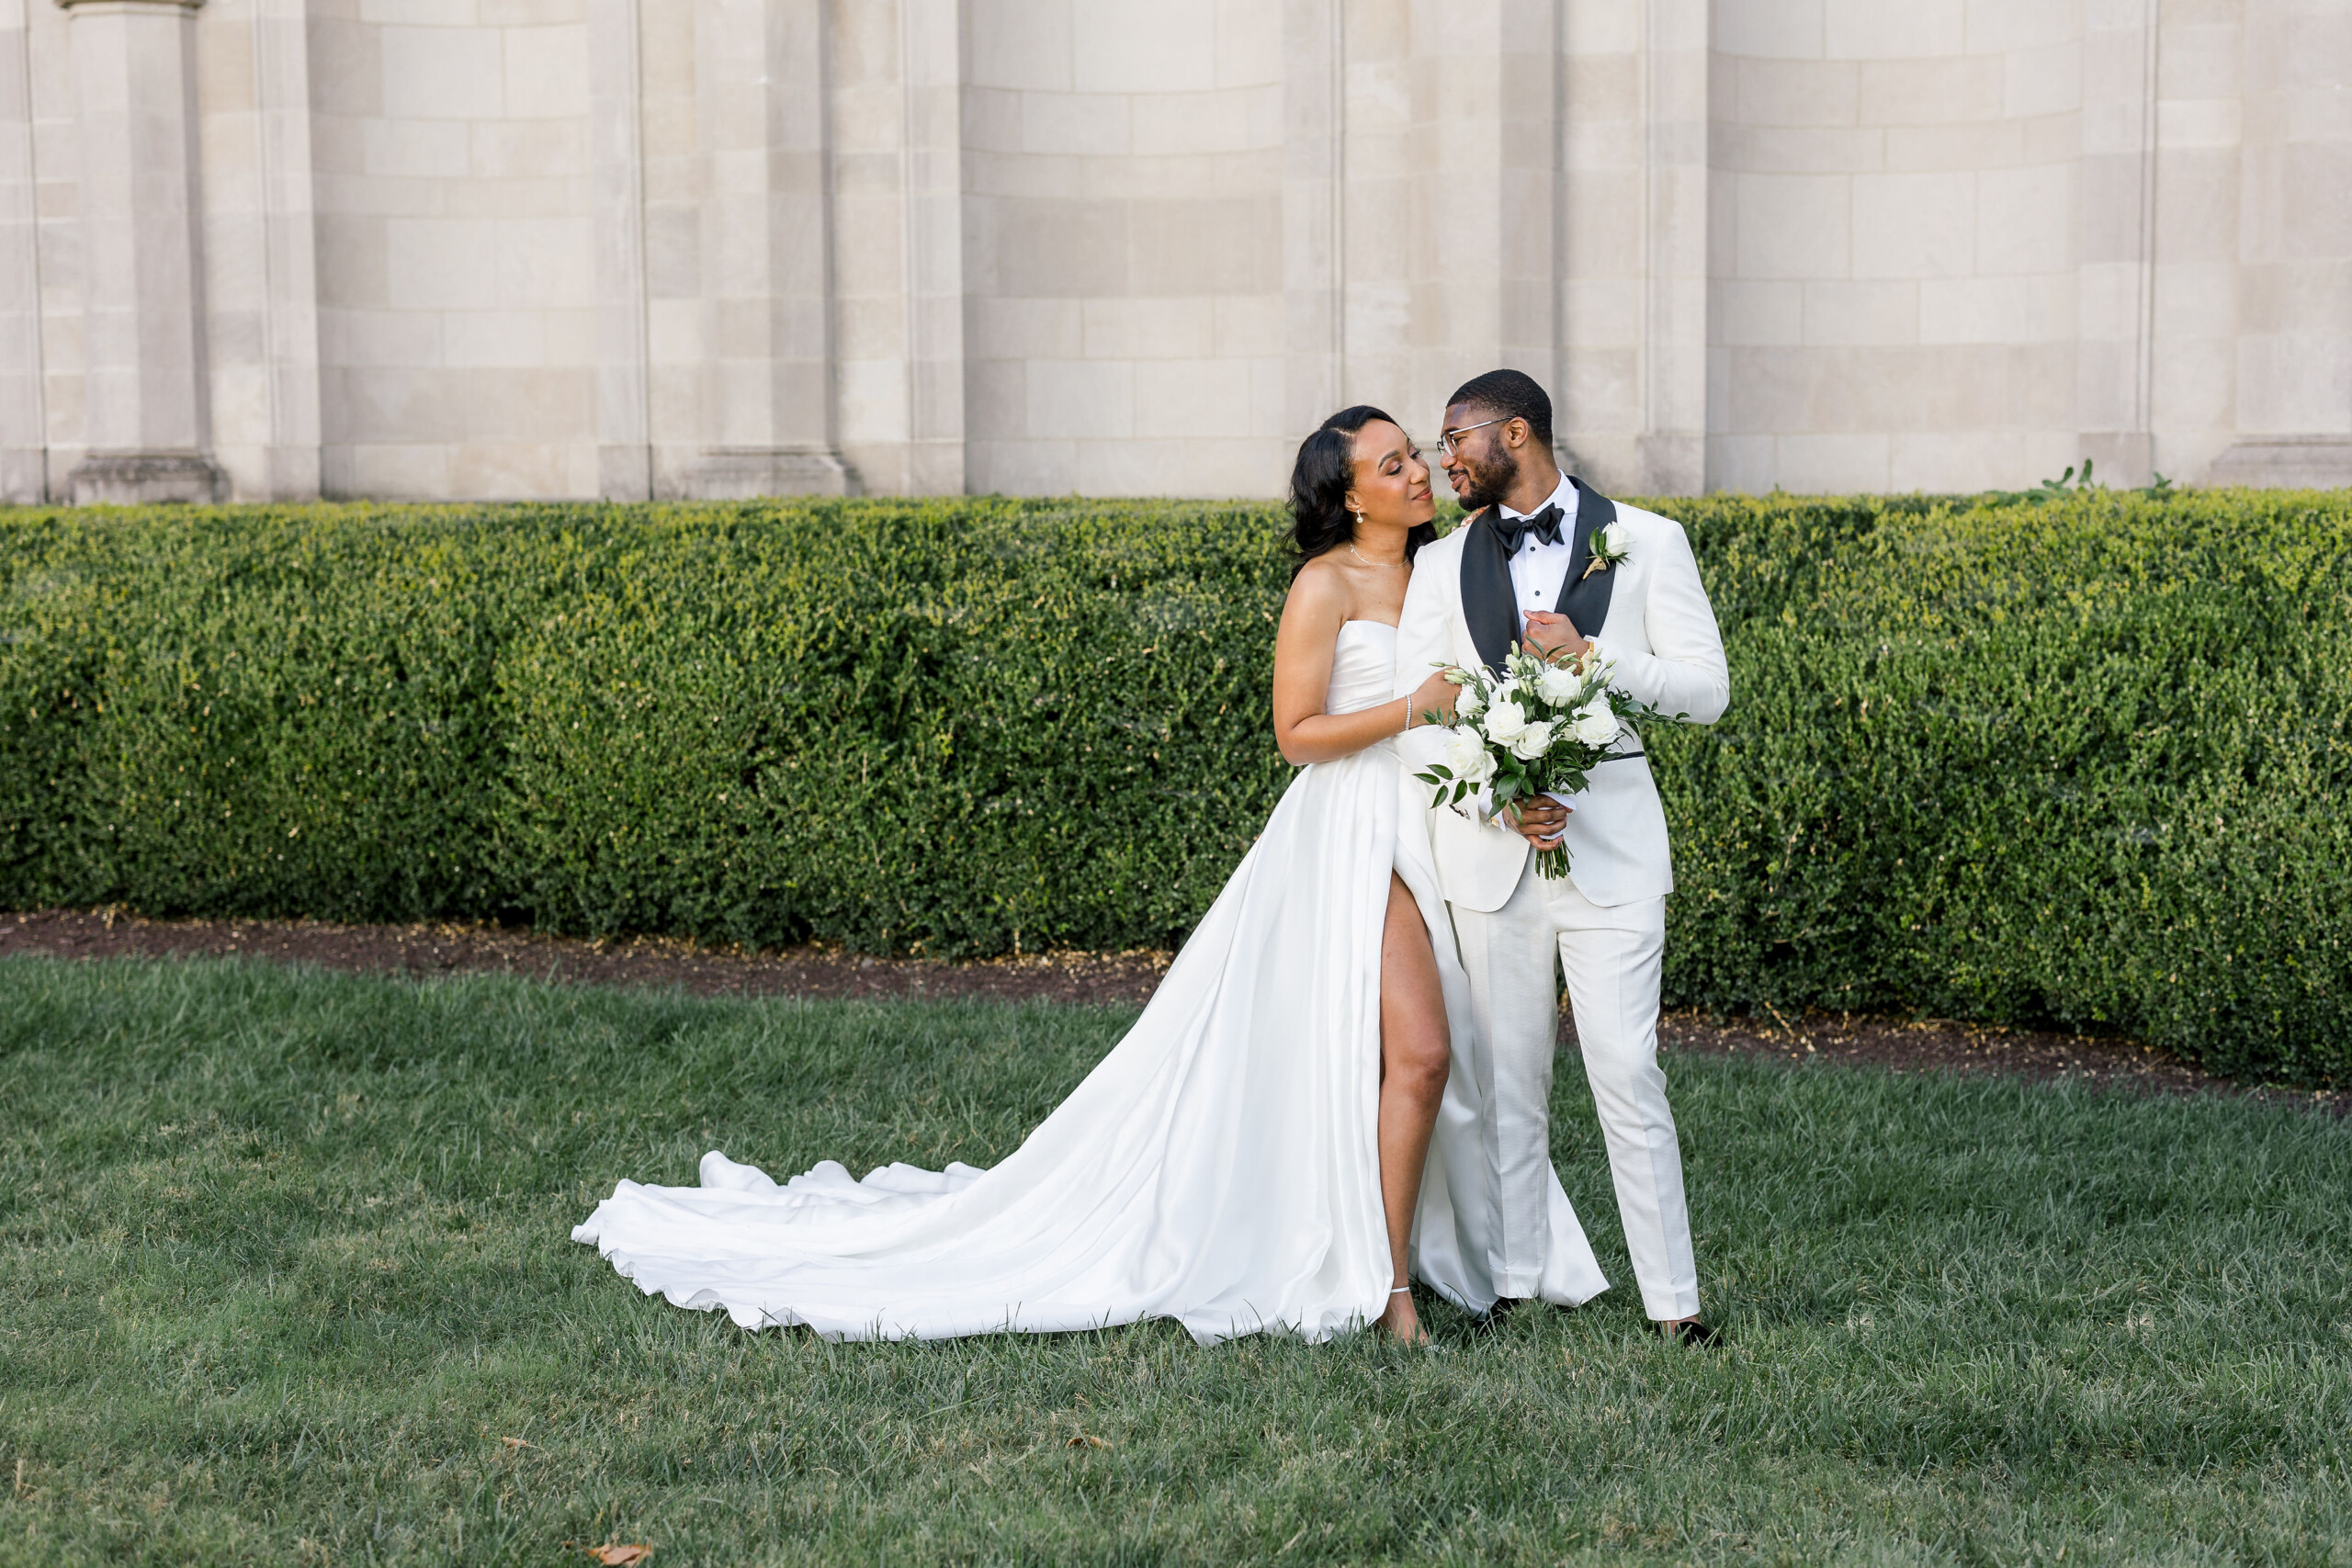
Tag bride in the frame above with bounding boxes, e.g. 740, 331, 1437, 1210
574, 407, 1607, 1345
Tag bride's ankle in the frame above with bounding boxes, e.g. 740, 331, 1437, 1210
1374, 1292, 1426, 1342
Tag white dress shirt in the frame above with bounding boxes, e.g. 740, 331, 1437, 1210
1474, 473, 1588, 829
1499, 473, 1580, 623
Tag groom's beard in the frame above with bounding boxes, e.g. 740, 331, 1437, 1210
1450, 447, 1521, 513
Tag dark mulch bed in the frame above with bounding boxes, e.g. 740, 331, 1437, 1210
1653, 1009, 2344, 1114
6, 908, 2342, 1115
0, 908, 1180, 1007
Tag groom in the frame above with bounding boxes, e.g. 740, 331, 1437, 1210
1395, 369, 1729, 1342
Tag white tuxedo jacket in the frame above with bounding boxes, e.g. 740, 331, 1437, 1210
1394, 480, 1729, 912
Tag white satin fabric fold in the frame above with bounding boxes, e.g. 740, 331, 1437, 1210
574, 622, 1607, 1344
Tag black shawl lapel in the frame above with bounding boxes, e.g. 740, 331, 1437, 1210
1458, 507, 1518, 671
1555, 478, 1619, 637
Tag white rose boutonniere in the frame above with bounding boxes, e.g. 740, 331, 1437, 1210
1579, 519, 1631, 581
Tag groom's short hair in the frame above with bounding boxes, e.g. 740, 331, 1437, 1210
1448, 368, 1554, 449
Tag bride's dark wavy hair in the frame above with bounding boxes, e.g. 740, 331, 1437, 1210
1286, 405, 1438, 579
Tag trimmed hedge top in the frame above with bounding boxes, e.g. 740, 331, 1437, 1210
2, 490, 2345, 1082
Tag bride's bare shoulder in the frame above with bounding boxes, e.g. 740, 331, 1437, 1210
1286, 551, 1349, 604
1277, 553, 1354, 637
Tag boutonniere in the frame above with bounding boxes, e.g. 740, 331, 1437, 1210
1579, 521, 1630, 581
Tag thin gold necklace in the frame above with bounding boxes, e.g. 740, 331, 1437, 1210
1348, 540, 1406, 569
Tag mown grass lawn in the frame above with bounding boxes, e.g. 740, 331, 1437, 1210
2, 954, 2347, 1567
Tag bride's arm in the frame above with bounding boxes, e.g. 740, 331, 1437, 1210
1272, 564, 1436, 765
1391, 548, 1454, 775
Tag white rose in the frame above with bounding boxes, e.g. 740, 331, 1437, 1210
1534, 663, 1582, 708
1442, 730, 1497, 786
1481, 698, 1530, 745
1509, 720, 1555, 761
1603, 520, 1628, 557
1571, 701, 1620, 748
1455, 682, 1485, 719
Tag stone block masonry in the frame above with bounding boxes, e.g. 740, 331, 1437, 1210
3, 0, 2345, 502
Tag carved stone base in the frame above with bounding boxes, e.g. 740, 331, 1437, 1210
2078, 432, 2154, 489
666, 446, 860, 501
0, 447, 48, 505
837, 438, 968, 499
598, 443, 653, 502
2207, 436, 2352, 490
1635, 433, 1706, 497
261, 445, 322, 502
66, 450, 228, 506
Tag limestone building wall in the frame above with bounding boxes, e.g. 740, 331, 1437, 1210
954, 0, 1286, 496
1694, 0, 2352, 493
2, 0, 2345, 504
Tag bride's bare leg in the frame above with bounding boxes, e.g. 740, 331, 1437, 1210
1376, 872, 1451, 1344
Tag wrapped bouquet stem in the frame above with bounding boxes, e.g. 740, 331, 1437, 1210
1413, 643, 1664, 879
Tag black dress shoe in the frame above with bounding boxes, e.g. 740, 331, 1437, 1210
1473, 1296, 1533, 1335
1657, 1319, 1722, 1348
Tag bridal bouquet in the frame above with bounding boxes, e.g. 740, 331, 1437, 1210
1412, 645, 1657, 879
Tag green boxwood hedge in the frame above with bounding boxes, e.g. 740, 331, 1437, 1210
1, 491, 2344, 1082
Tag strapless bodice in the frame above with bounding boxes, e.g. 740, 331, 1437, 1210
1327, 621, 1399, 716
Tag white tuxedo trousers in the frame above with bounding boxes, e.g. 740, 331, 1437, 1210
1449, 864, 1699, 1320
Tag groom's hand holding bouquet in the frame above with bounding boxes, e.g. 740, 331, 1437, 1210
1410, 610, 1669, 881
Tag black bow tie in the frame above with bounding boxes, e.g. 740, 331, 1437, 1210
1491, 503, 1565, 555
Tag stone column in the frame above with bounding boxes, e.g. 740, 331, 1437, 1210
1413, 0, 1557, 415
58, 0, 223, 503
0, 0, 45, 502
1281, 0, 1341, 437
827, 0, 964, 497
2211, 0, 2352, 487
589, 0, 651, 501
681, 0, 851, 497
1363, 0, 1560, 438
1334, 0, 1407, 412
250, 0, 320, 501
1500, 0, 1560, 392
2076, 0, 2159, 487
1636, 0, 1706, 496
194, 0, 321, 502
896, 0, 962, 494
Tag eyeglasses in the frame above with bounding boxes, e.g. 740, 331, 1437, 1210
1438, 417, 1505, 457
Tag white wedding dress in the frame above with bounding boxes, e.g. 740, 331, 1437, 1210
575, 621, 1607, 1343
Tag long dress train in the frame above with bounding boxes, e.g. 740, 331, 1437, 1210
573, 621, 1607, 1344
